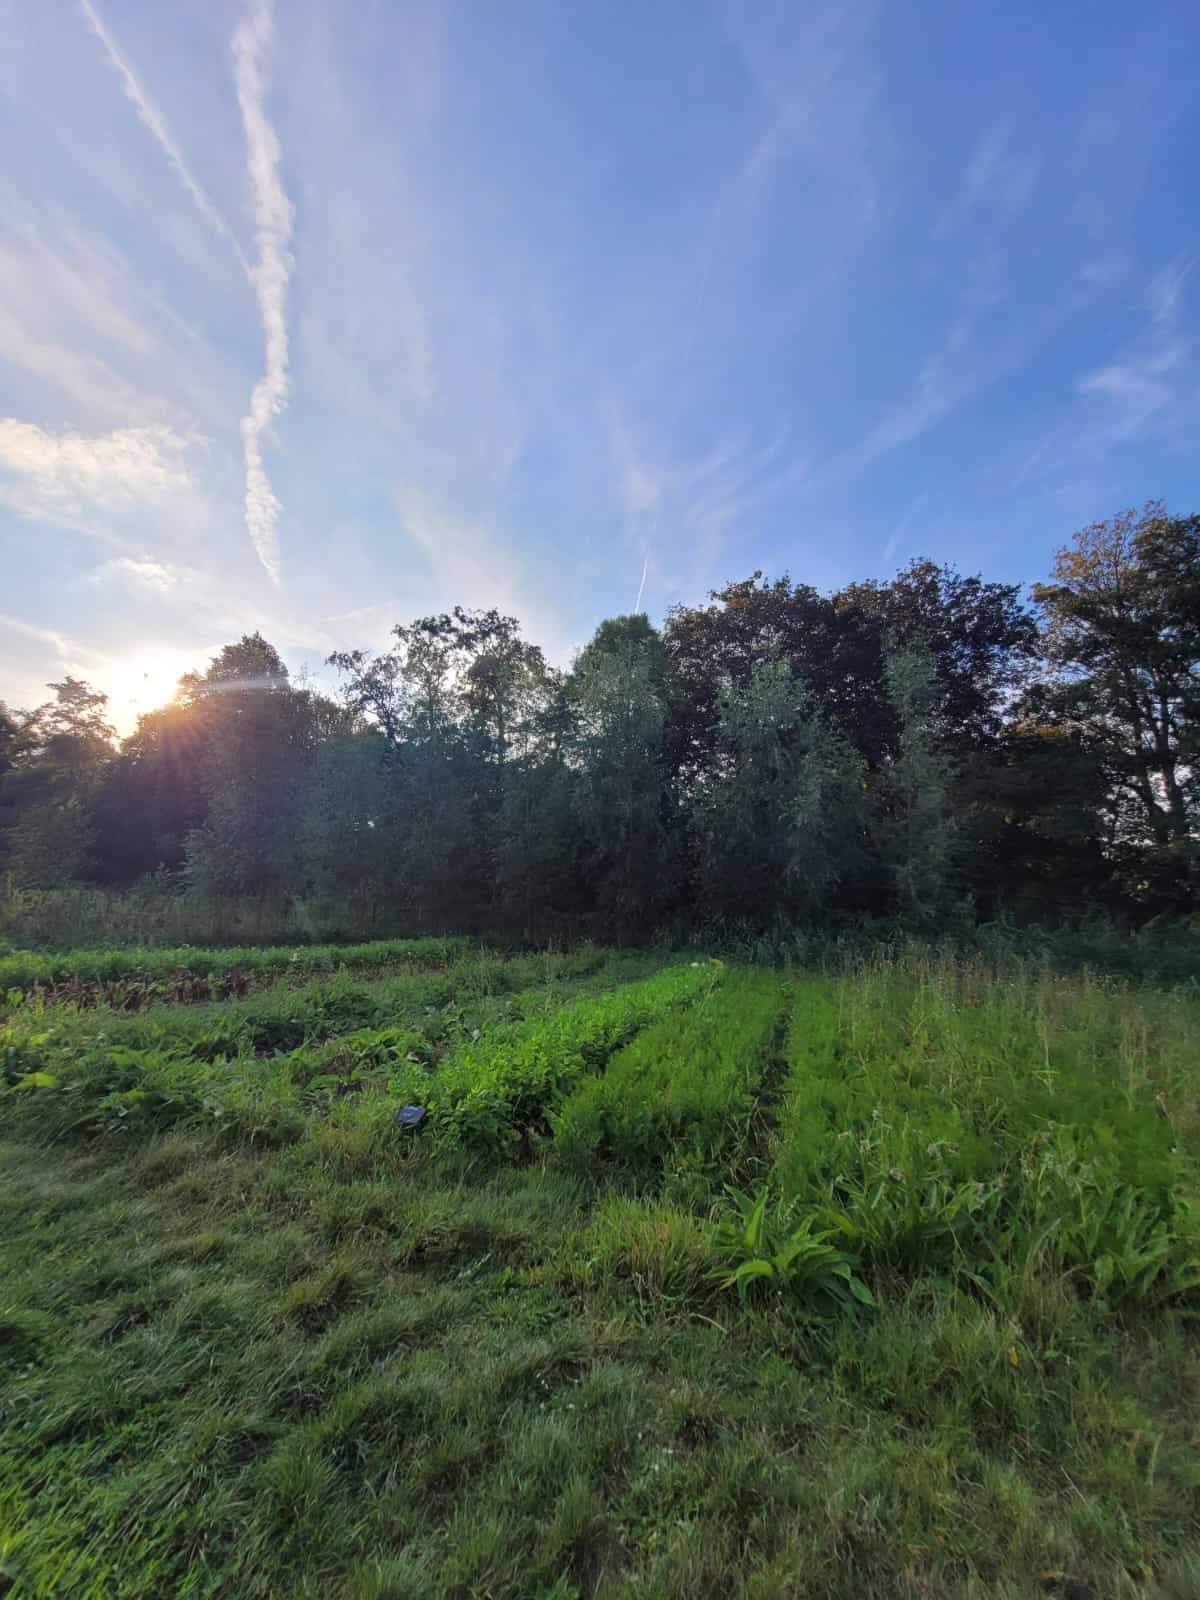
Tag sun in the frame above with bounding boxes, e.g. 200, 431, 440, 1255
103, 647, 197, 734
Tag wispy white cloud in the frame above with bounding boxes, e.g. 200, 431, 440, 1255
1148, 256, 1195, 326
0, 305, 158, 425
613, 425, 664, 520
722, 0, 886, 253
959, 125, 1041, 217
0, 612, 111, 713
1079, 258, 1127, 289
93, 556, 178, 592
614, 421, 806, 603
0, 419, 194, 527
1076, 344, 1185, 442
880, 492, 928, 568
392, 485, 570, 658
79, 0, 251, 278
856, 315, 973, 464
0, 614, 81, 661
233, 0, 293, 586
1075, 258, 1192, 445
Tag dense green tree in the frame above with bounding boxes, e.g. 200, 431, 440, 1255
835, 561, 1038, 752
0, 679, 116, 886
91, 700, 208, 882
964, 709, 1114, 919
873, 645, 962, 929
691, 655, 869, 924
0, 702, 18, 779
662, 562, 1035, 779
1032, 503, 1200, 907
569, 618, 676, 938
184, 638, 343, 900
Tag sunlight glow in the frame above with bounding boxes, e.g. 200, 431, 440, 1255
101, 647, 197, 733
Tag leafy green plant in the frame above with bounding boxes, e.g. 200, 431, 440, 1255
387, 963, 720, 1155
0, 935, 469, 999
551, 969, 783, 1169
819, 1171, 1001, 1271
709, 1187, 875, 1312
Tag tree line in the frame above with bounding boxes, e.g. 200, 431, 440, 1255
2, 501, 1196, 939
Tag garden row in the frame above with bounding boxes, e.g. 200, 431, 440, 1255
745, 974, 1200, 1309
2, 947, 622, 1061
0, 958, 722, 1148
0, 933, 470, 1000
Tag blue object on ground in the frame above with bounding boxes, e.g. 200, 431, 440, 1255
396, 1104, 427, 1128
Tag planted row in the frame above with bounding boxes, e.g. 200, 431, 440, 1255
551, 969, 785, 1169
2, 949, 617, 1062
386, 963, 722, 1153
755, 977, 1198, 1306
0, 935, 470, 997
0, 956, 686, 1146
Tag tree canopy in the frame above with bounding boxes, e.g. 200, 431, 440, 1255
3, 504, 1196, 935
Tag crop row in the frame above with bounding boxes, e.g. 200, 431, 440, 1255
551, 968, 785, 1169
0, 959, 711, 1150
2, 948, 620, 1061
385, 963, 723, 1153
756, 977, 1198, 1305
0, 935, 470, 997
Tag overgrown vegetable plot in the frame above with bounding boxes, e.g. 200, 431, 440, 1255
384, 962, 723, 1153
551, 967, 785, 1169
0, 934, 469, 1004
764, 971, 1197, 1299
2, 943, 1199, 1598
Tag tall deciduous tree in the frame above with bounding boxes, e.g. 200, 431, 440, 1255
0, 678, 116, 886
875, 645, 962, 929
570, 617, 675, 938
691, 655, 868, 925
1032, 502, 1200, 904
183, 637, 339, 899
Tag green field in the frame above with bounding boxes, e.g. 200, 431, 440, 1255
2, 943, 1198, 1598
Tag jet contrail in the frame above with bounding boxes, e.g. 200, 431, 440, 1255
233, 0, 292, 585
634, 553, 648, 613
79, 0, 252, 278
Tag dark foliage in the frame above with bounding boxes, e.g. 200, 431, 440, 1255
2, 506, 1196, 935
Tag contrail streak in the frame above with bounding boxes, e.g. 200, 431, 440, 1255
79, 0, 251, 278
233, 0, 292, 585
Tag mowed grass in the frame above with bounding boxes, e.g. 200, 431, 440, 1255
2, 949, 1199, 1598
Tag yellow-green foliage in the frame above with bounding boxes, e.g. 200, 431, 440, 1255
766, 965, 1200, 1300
385, 963, 721, 1153
551, 968, 784, 1168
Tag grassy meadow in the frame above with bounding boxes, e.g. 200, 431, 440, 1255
1, 940, 1198, 1597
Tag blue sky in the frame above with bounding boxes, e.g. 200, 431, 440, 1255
1, 0, 1196, 730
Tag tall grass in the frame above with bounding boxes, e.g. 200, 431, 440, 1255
755, 955, 1200, 1305
3, 944, 1200, 1594
0, 880, 438, 952
551, 967, 785, 1170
